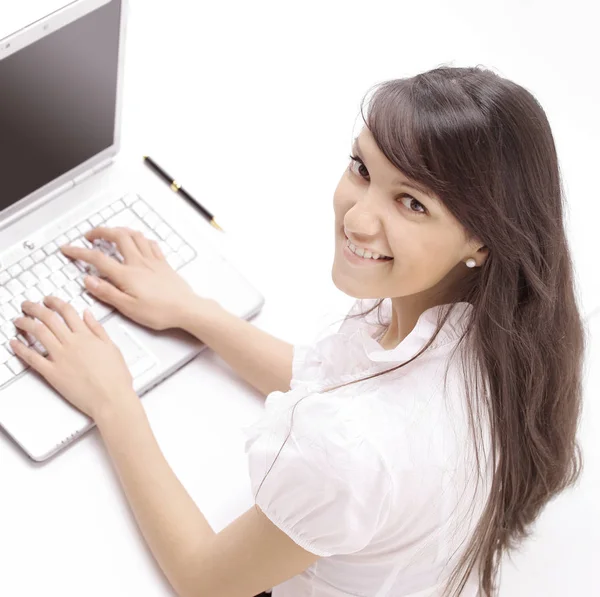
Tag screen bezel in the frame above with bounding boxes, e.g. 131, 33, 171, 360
0, 0, 127, 225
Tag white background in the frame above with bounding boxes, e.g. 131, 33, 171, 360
0, 0, 599, 595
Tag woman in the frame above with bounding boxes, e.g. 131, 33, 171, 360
11, 65, 585, 597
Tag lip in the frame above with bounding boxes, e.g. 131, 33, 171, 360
343, 242, 393, 266
344, 234, 393, 259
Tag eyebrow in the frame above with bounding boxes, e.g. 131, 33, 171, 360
352, 137, 437, 200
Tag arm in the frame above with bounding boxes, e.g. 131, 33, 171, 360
177, 296, 294, 397
95, 397, 319, 597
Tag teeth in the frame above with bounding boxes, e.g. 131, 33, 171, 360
347, 239, 389, 260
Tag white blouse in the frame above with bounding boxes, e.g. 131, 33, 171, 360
243, 299, 495, 597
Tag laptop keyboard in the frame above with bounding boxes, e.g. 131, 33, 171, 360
0, 192, 197, 390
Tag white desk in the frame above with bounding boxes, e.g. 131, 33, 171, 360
0, 344, 269, 596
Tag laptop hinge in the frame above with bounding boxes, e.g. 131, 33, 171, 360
72, 157, 113, 186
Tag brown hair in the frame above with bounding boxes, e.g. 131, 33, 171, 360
256, 65, 586, 596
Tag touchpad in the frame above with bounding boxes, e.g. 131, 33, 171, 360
104, 322, 158, 381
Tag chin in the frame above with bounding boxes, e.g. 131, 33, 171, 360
331, 265, 379, 299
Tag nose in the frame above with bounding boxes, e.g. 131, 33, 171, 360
343, 206, 383, 243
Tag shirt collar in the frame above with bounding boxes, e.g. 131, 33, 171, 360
341, 299, 474, 364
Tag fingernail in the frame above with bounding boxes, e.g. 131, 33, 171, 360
86, 276, 99, 288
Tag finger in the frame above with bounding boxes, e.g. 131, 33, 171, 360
13, 315, 61, 355
59, 243, 126, 284
20, 300, 71, 344
81, 227, 141, 262
10, 337, 53, 377
129, 230, 155, 259
150, 239, 165, 260
83, 275, 134, 312
83, 309, 110, 342
42, 296, 87, 334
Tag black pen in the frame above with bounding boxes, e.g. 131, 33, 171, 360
142, 155, 224, 232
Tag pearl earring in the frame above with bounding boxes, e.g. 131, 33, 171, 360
466, 258, 476, 268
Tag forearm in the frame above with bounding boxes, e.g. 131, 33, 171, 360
178, 296, 294, 397
95, 396, 215, 597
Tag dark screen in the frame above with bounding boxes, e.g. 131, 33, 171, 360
0, 0, 121, 211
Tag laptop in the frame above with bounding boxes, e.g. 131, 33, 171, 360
0, 0, 265, 462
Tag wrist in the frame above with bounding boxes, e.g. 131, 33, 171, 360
94, 389, 144, 430
175, 294, 221, 333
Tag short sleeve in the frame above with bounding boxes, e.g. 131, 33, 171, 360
244, 395, 393, 557
289, 343, 322, 391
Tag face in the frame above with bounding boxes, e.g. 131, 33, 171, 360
332, 127, 487, 310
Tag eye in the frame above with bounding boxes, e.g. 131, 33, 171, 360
397, 194, 427, 216
348, 154, 369, 179
348, 154, 428, 216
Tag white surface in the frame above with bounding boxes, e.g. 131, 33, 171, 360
0, 1, 598, 595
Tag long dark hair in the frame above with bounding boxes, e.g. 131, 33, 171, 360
256, 65, 586, 596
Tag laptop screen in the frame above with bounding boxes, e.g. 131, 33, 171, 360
0, 0, 122, 212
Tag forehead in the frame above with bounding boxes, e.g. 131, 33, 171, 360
353, 132, 441, 203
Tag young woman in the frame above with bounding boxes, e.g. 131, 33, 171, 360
11, 65, 585, 597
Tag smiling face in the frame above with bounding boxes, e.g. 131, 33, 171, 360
332, 127, 488, 343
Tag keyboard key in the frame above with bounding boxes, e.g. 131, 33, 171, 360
0, 304, 18, 322
82, 292, 97, 306
62, 263, 80, 281
7, 355, 28, 375
36, 279, 55, 297
0, 345, 11, 364
50, 271, 68, 288
4, 341, 14, 356
8, 263, 23, 278
100, 206, 114, 220
167, 234, 184, 252
0, 271, 10, 285
90, 302, 113, 321
132, 200, 150, 218
6, 279, 26, 296
112, 199, 126, 212
0, 364, 14, 386
32, 341, 48, 356
65, 281, 82, 299
166, 252, 184, 270
18, 271, 37, 290
43, 241, 59, 255
66, 228, 80, 241
56, 252, 69, 265
55, 234, 69, 248
16, 333, 33, 347
0, 288, 12, 306
122, 193, 137, 206
89, 214, 103, 227
31, 250, 46, 263
53, 288, 70, 303
70, 297, 88, 317
106, 211, 136, 228
19, 256, 34, 270
142, 210, 160, 228
155, 222, 173, 240
1, 321, 17, 340
10, 295, 26, 313
45, 255, 63, 272
180, 245, 195, 263
158, 240, 172, 256
77, 221, 93, 235
24, 287, 43, 303
31, 263, 52, 280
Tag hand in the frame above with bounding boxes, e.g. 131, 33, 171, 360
60, 227, 197, 331
11, 297, 137, 421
